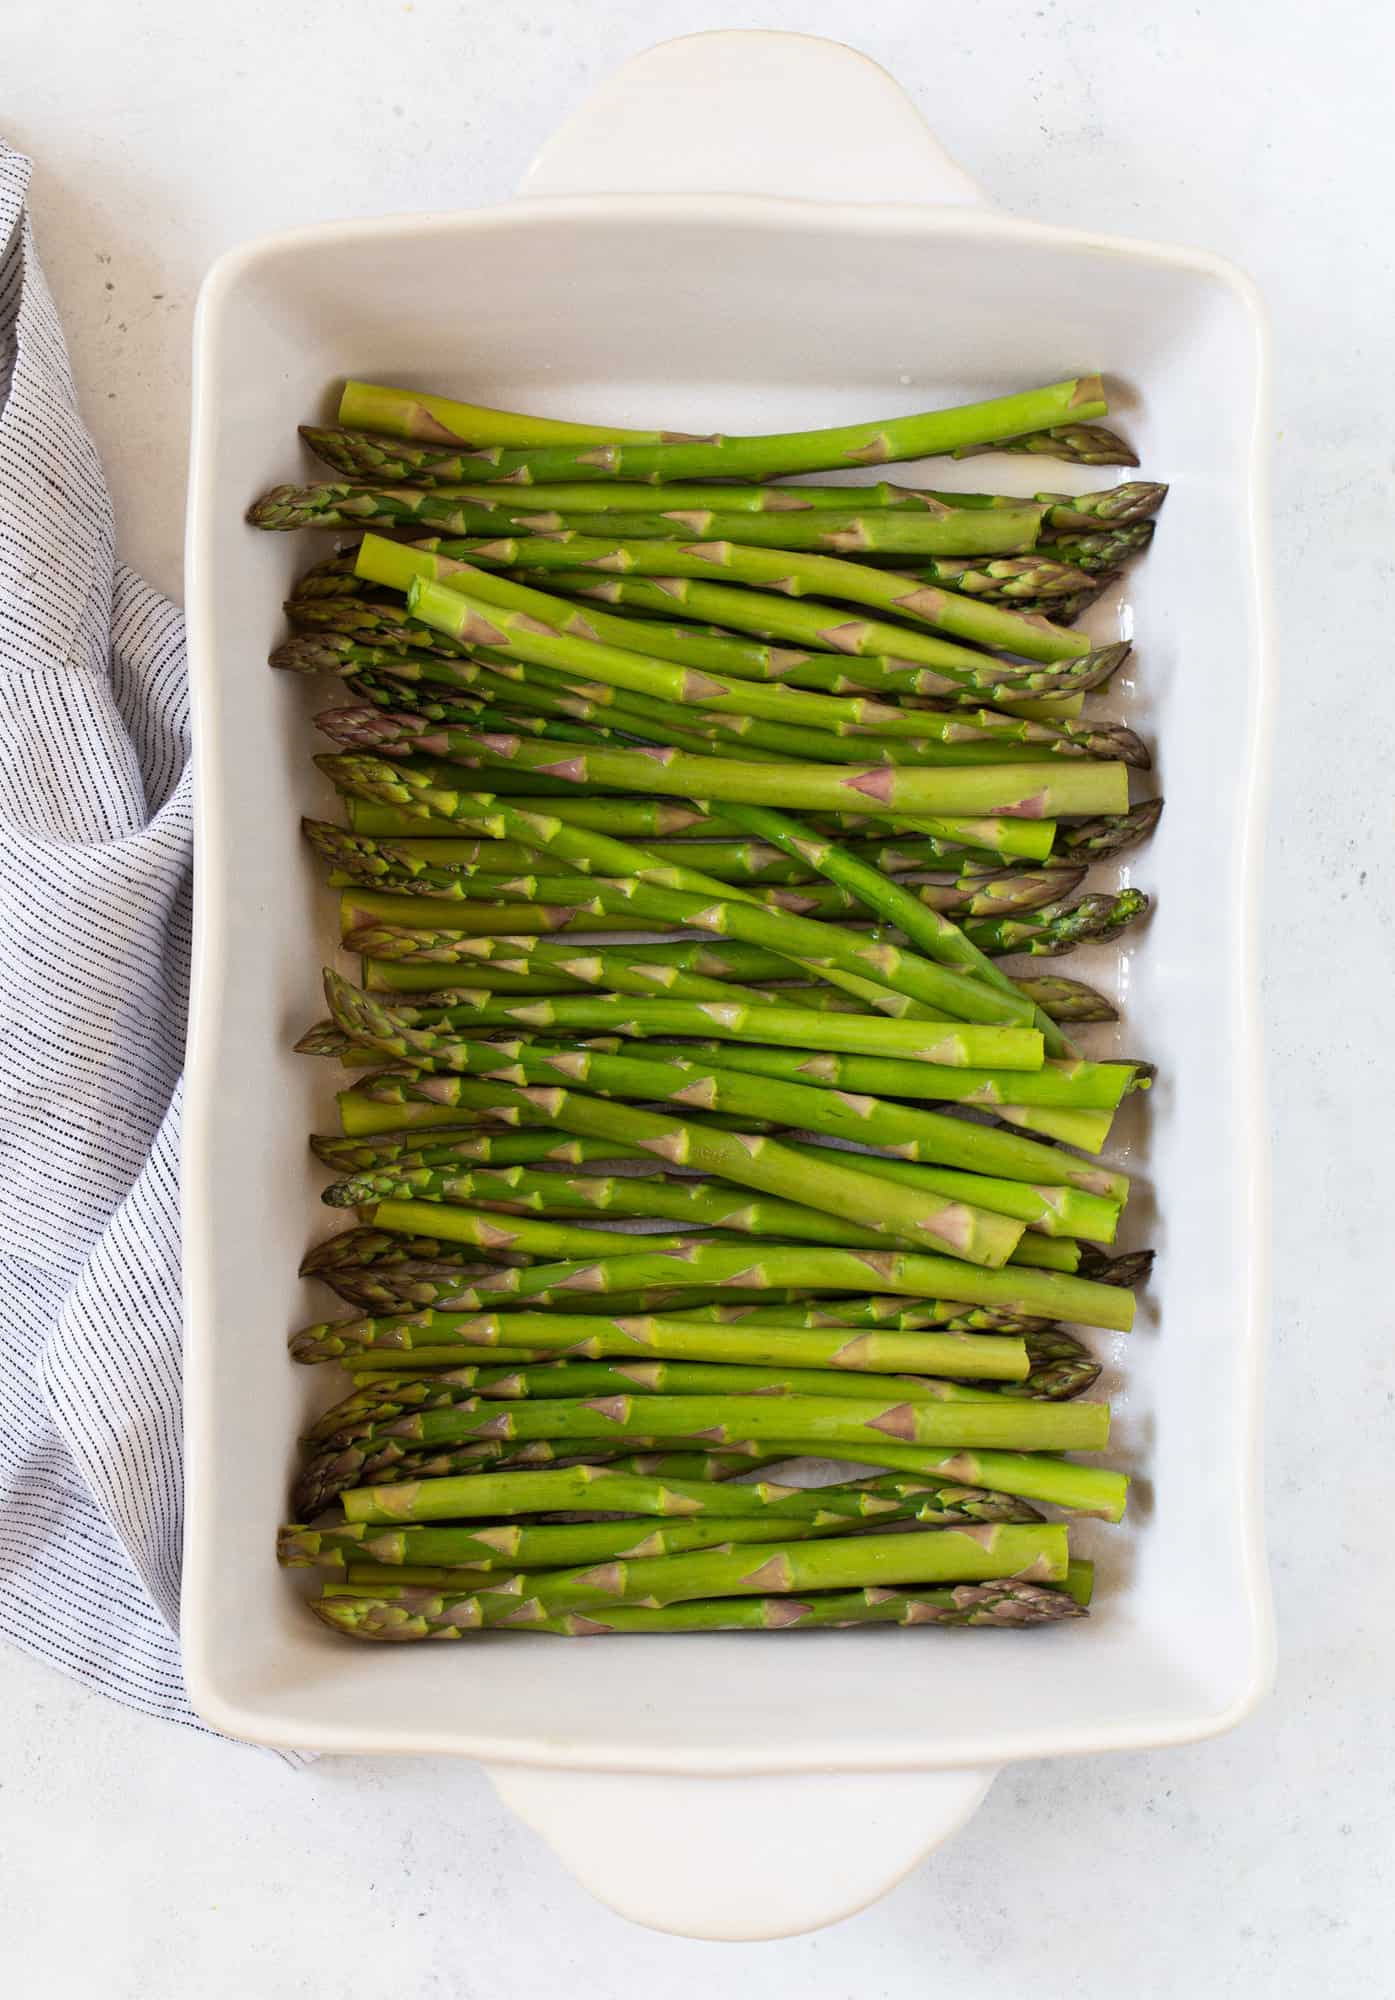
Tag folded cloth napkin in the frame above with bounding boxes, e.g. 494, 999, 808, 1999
0, 141, 205, 1729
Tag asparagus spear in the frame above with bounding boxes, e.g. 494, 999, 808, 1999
293, 1210, 1136, 1346
1078, 1246, 1156, 1289
520, 1448, 795, 1481
870, 553, 1097, 600
285, 570, 1084, 714
767, 1146, 1117, 1242
310, 1126, 637, 1173
338, 888, 662, 938
286, 592, 482, 657
962, 890, 1150, 957
533, 1038, 1137, 1109
1052, 799, 1163, 860
301, 1224, 500, 1274
321, 744, 1066, 862
344, 929, 919, 986
356, 948, 831, 1009
292, 1438, 541, 1503
356, 941, 1107, 1025
322, 1125, 1117, 1244
332, 864, 1077, 933
1039, 523, 1156, 571
296, 541, 1098, 714
335, 381, 675, 448
317, 1275, 826, 1319
731, 1446, 1127, 1521
341, 1175, 1023, 1275
324, 1198, 716, 1264
311, 1359, 1051, 1438
398, 1018, 1128, 1130
316, 1577, 1086, 1637
332, 1016, 1043, 1267
298, 425, 983, 492
319, 1334, 1088, 1430
953, 423, 1137, 465
1014, 973, 1117, 1022
912, 484, 1162, 531
318, 1277, 811, 1328
528, 502, 1053, 562
348, 535, 1065, 744
350, 917, 1079, 987
313, 821, 820, 885
333, 1376, 1108, 1455
510, 683, 1150, 774
537, 1025, 1124, 1150
1011, 583, 1110, 623
314, 1520, 1073, 1630
253, 485, 556, 535
355, 545, 1138, 762
305, 426, 1127, 491
1003, 1328, 1101, 1401
314, 821, 1064, 891
316, 1014, 1120, 1149
322, 762, 1058, 1028
321, 724, 1129, 820
504, 564, 1131, 696
1028, 485, 1167, 530
320, 1164, 1019, 1260
285, 602, 888, 705
333, 548, 1055, 756
337, 1441, 1126, 1521
293, 1434, 706, 1514
319, 1268, 1045, 1329
314, 1228, 1135, 1331
281, 1508, 976, 1577
656, 1300, 1051, 1333
363, 949, 849, 1016
329, 376, 1108, 478
485, 677, 1148, 782
293, 1302, 1030, 1376
329, 1002, 1129, 1202
281, 1474, 1045, 1566
301, 1224, 815, 1320
668, 795, 1078, 1057
401, 538, 1089, 665
291, 556, 384, 601
345, 793, 723, 839
252, 480, 1053, 560
342, 799, 1063, 865
333, 875, 1078, 951
412, 557, 1124, 705
337, 1104, 1023, 1288
313, 1268, 1041, 1321
309, 1365, 1022, 1455
343, 897, 1074, 1012
326, 1514, 1070, 1613
322, 978, 1044, 1071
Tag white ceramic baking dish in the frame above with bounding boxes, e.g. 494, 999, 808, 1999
182, 31, 1275, 1940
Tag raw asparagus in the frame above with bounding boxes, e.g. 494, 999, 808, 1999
291, 1296, 1031, 1372
329, 1007, 1130, 1201
403, 540, 1088, 664
328, 376, 1109, 479
251, 480, 1053, 560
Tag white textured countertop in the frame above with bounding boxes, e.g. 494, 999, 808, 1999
5, 0, 1393, 1989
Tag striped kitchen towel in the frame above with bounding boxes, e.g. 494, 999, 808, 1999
0, 138, 207, 1731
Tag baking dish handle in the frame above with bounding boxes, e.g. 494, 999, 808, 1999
485, 1760, 997, 1940
517, 30, 987, 209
